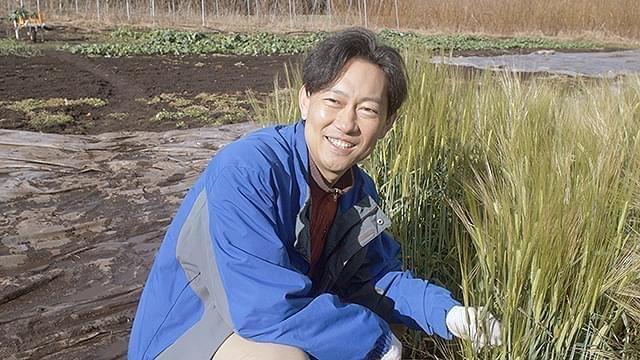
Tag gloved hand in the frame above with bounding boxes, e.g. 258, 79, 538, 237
445, 305, 502, 350
380, 332, 402, 360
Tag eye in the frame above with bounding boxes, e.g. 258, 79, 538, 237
323, 97, 341, 107
360, 107, 379, 116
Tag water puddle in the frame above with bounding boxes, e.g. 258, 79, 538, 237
435, 50, 640, 78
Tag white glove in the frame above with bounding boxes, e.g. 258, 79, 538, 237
445, 305, 502, 350
380, 332, 402, 360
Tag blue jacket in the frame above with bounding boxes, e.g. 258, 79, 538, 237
128, 121, 459, 359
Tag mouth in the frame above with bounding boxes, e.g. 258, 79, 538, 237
325, 136, 355, 150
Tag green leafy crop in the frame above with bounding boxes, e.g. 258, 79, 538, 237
0, 39, 41, 56
64, 29, 328, 57
377, 29, 597, 51
63, 28, 599, 58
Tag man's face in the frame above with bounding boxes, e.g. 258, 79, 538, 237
300, 57, 395, 185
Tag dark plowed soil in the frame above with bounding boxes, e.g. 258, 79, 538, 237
1, 48, 299, 134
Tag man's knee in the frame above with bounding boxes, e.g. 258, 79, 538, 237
213, 332, 309, 360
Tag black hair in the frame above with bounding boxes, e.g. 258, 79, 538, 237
302, 27, 407, 117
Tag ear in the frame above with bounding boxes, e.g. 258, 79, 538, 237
380, 113, 397, 138
298, 86, 310, 120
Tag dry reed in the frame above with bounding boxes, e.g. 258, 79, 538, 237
15, 0, 640, 42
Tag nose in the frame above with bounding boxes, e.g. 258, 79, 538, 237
333, 106, 358, 134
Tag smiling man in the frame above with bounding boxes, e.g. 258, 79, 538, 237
128, 28, 501, 360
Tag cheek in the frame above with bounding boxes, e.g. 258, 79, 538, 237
363, 125, 385, 143
315, 106, 336, 123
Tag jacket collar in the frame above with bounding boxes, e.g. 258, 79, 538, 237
292, 120, 310, 211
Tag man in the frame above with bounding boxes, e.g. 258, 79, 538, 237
128, 28, 501, 360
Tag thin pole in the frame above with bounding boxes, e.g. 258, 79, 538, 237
394, 0, 399, 28
327, 0, 331, 25
126, 0, 130, 21
96, 0, 100, 21
151, 0, 155, 24
246, 0, 250, 16
36, 0, 40, 13
363, 0, 367, 28
288, 0, 292, 28
75, 0, 78, 14
255, 0, 259, 17
200, 0, 205, 26
215, 0, 219, 16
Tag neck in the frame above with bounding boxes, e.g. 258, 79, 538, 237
309, 157, 353, 192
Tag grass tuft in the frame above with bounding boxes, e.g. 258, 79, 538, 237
2, 97, 107, 131
147, 92, 249, 126
28, 111, 74, 129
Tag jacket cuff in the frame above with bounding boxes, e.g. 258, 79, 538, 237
365, 330, 392, 360
424, 290, 461, 340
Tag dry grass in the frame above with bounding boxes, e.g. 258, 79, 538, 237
21, 0, 640, 43
381, 0, 640, 41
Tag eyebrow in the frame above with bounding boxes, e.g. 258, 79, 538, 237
327, 89, 384, 104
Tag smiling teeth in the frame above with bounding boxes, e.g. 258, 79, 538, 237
327, 137, 354, 149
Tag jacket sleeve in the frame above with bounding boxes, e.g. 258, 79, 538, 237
205, 165, 392, 360
347, 231, 461, 339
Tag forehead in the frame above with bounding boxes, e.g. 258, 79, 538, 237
324, 58, 389, 100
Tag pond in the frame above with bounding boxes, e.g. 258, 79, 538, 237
435, 49, 640, 78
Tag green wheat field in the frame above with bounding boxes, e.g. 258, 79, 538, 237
250, 54, 640, 359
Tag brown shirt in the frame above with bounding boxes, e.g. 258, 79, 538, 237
308, 160, 353, 280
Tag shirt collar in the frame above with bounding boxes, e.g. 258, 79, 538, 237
308, 155, 354, 196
